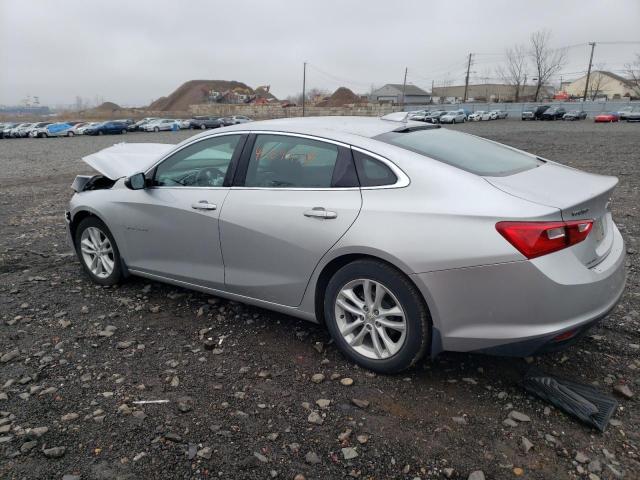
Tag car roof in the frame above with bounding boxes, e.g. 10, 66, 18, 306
207, 116, 432, 141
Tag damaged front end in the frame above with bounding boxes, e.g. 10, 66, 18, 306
71, 174, 116, 192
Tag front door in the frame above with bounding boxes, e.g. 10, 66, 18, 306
116, 134, 244, 289
220, 133, 362, 306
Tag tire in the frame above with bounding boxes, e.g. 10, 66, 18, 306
200, 124, 206, 130
323, 259, 430, 374
67, 131, 74, 137
98, 130, 104, 136
154, 127, 160, 132
121, 129, 127, 134
74, 216, 123, 286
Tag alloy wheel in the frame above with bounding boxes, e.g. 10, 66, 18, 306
334, 279, 407, 360
80, 227, 115, 279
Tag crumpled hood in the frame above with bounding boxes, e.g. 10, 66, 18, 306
82, 142, 175, 180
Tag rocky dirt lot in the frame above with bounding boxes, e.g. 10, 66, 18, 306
0, 120, 638, 480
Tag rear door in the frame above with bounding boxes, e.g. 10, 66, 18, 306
220, 133, 362, 306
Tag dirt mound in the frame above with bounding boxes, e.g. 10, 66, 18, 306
93, 102, 121, 112
149, 80, 255, 111
316, 87, 364, 107
254, 86, 278, 101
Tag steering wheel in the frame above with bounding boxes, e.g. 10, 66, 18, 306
195, 167, 225, 186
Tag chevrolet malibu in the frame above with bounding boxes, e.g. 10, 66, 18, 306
66, 115, 626, 373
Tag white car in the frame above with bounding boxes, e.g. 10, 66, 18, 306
223, 115, 252, 125
179, 119, 191, 129
143, 119, 180, 132
439, 111, 466, 124
75, 122, 102, 135
468, 111, 484, 121
481, 111, 496, 121
67, 122, 89, 136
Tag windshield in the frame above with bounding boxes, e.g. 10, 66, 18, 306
375, 128, 543, 176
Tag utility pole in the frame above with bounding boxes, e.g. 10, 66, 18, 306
463, 53, 473, 102
582, 42, 596, 102
401, 67, 408, 107
302, 62, 307, 117
431, 79, 434, 104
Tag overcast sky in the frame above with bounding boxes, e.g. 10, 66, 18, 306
2, 0, 639, 107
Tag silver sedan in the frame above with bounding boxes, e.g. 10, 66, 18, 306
66, 116, 626, 373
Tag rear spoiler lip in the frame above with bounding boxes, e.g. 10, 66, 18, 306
392, 124, 441, 133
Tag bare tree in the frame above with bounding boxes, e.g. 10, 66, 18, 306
625, 53, 640, 98
496, 44, 527, 102
588, 65, 609, 100
74, 96, 85, 112
529, 30, 567, 101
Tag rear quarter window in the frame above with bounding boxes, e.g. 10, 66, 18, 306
375, 128, 542, 176
352, 150, 397, 186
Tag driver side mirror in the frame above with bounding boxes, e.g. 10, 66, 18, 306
125, 172, 146, 190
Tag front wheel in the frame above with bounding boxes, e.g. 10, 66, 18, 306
154, 127, 160, 132
324, 259, 430, 374
98, 130, 104, 136
75, 217, 123, 286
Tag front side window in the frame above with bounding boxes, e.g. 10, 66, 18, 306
244, 135, 342, 188
154, 135, 241, 187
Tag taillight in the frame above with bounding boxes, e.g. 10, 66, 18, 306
496, 220, 593, 259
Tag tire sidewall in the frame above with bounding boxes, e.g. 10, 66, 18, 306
74, 216, 123, 286
323, 260, 430, 374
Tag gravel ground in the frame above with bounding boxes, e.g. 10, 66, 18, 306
0, 120, 638, 480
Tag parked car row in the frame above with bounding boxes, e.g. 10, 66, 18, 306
467, 110, 509, 121
408, 109, 508, 124
522, 104, 640, 122
0, 115, 253, 139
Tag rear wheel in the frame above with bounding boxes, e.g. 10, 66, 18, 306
67, 131, 74, 137
98, 130, 104, 136
200, 124, 206, 130
121, 129, 127, 134
154, 127, 160, 132
324, 259, 430, 374
74, 217, 123, 286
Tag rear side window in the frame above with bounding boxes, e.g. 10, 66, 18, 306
352, 150, 397, 187
375, 128, 542, 176
245, 135, 347, 188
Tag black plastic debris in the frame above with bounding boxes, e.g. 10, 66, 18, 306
523, 368, 618, 432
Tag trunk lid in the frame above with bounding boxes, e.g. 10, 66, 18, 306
486, 162, 617, 267
82, 142, 174, 180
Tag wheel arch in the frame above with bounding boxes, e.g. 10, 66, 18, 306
311, 251, 435, 334
69, 207, 130, 277
69, 208, 111, 245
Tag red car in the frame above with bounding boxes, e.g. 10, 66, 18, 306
594, 112, 620, 123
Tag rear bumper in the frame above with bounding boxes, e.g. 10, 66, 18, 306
412, 224, 626, 357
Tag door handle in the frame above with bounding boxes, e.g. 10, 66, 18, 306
191, 200, 217, 211
304, 207, 337, 219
